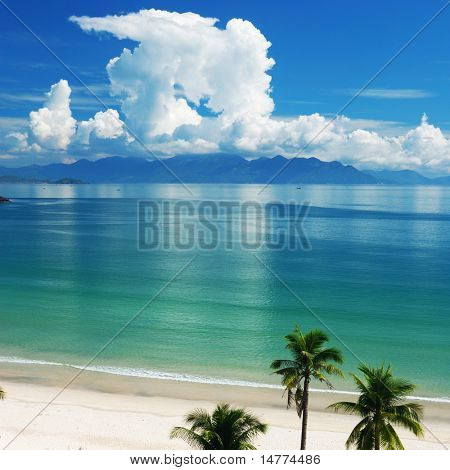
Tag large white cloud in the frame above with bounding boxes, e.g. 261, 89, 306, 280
70, 9, 275, 140
29, 79, 76, 150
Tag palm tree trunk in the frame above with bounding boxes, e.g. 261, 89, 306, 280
374, 423, 380, 450
300, 378, 310, 450
374, 413, 380, 450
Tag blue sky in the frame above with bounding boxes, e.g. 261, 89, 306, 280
1, 0, 449, 174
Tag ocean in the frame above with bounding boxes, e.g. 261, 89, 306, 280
0, 183, 449, 400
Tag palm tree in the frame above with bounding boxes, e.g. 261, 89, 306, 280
170, 403, 267, 450
0, 386, 4, 400
328, 364, 424, 449
271, 324, 343, 449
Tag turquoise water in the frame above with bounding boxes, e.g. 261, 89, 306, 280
0, 184, 449, 398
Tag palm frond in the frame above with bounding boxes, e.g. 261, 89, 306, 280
184, 408, 213, 431
239, 442, 257, 450
272, 366, 301, 379
384, 412, 424, 438
281, 372, 300, 388
345, 416, 374, 449
328, 401, 370, 416
348, 372, 370, 395
312, 371, 333, 388
379, 422, 404, 450
313, 347, 344, 366
235, 421, 268, 445
386, 378, 416, 402
170, 427, 211, 449
389, 403, 423, 422
270, 359, 300, 371
318, 363, 344, 378
304, 329, 329, 352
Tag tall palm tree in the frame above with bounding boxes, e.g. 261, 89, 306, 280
271, 324, 343, 449
170, 403, 267, 450
328, 364, 424, 449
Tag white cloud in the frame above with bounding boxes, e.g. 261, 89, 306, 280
309, 114, 450, 172
77, 108, 127, 144
29, 79, 76, 150
14, 80, 129, 155
70, 9, 275, 139
6, 131, 41, 153
400, 114, 450, 171
346, 88, 434, 99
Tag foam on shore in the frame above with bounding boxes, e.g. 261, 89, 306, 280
0, 355, 448, 404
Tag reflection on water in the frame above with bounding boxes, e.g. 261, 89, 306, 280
2, 183, 450, 214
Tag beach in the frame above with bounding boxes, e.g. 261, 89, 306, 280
0, 363, 448, 450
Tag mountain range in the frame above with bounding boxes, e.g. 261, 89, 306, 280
0, 154, 448, 185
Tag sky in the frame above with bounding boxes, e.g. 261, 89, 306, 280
0, 0, 449, 175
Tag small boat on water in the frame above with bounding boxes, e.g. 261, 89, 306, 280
0, 196, 10, 203
297, 186, 302, 189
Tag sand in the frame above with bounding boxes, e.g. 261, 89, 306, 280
0, 362, 448, 450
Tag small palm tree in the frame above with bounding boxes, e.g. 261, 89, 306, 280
0, 386, 4, 400
329, 364, 424, 449
170, 403, 267, 450
271, 324, 343, 449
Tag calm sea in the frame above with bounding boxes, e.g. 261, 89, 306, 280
0, 184, 449, 399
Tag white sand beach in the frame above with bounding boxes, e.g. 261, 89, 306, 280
0, 363, 448, 450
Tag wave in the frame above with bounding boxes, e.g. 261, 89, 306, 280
0, 355, 448, 404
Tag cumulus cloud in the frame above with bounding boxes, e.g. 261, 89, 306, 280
70, 9, 275, 139
400, 114, 450, 171
17, 80, 129, 155
77, 108, 127, 144
6, 131, 41, 153
29, 79, 76, 150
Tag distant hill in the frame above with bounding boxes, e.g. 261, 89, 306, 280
364, 169, 434, 185
50, 178, 85, 185
0, 175, 85, 184
432, 175, 450, 185
0, 175, 43, 183
0, 154, 448, 185
0, 154, 378, 184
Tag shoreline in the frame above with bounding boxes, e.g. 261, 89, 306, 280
0, 362, 449, 450
0, 355, 449, 404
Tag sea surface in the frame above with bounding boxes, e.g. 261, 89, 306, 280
0, 183, 449, 400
